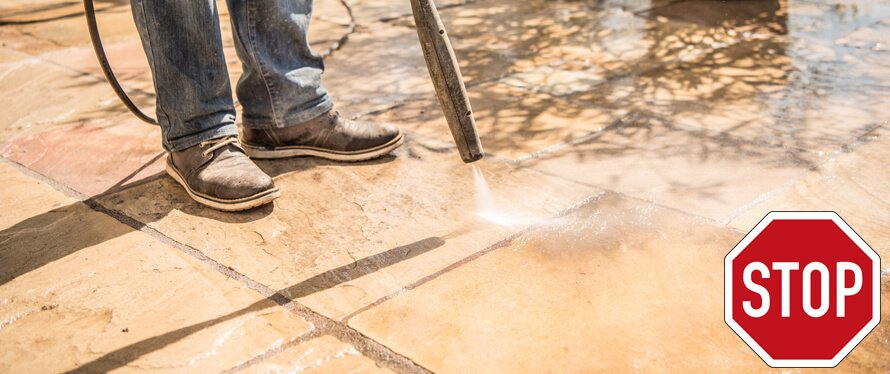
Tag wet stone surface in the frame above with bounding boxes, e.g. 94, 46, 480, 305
2, 0, 890, 371
351, 194, 764, 372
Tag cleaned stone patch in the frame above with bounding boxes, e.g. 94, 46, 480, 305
349, 193, 763, 372
349, 192, 889, 373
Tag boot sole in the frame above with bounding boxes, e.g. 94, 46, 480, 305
165, 160, 280, 212
241, 133, 404, 161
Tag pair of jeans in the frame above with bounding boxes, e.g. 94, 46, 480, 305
130, 0, 333, 152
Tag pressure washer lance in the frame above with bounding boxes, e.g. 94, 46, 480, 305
410, 0, 484, 163
84, 0, 484, 163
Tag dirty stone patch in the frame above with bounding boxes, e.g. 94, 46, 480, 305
0, 162, 312, 373
96, 135, 601, 321
347, 0, 471, 23
0, 4, 138, 55
1, 122, 165, 197
323, 23, 437, 119
0, 58, 130, 142
362, 82, 625, 161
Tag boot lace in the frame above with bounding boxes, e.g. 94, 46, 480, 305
199, 137, 243, 157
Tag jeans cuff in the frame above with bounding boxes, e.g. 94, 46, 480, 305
242, 95, 334, 129
163, 122, 239, 152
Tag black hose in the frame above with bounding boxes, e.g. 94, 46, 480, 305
84, 0, 158, 125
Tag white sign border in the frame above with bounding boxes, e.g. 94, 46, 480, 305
724, 211, 881, 368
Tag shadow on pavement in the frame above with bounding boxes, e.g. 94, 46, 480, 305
63, 236, 446, 373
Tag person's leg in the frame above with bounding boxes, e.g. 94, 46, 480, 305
130, 0, 238, 151
226, 0, 332, 128
130, 0, 279, 211
226, 0, 403, 161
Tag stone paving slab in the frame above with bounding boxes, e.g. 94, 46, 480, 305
0, 55, 164, 196
348, 193, 763, 372
40, 38, 155, 93
521, 117, 813, 224
423, 0, 750, 85
0, 121, 165, 197
323, 23, 437, 118
563, 43, 890, 164
349, 192, 890, 373
347, 0, 469, 23
729, 132, 890, 258
0, 162, 313, 373
96, 136, 601, 321
0, 47, 30, 63
244, 335, 391, 373
837, 17, 890, 50
0, 58, 126, 141
363, 82, 625, 161
0, 2, 137, 55
2, 0, 890, 372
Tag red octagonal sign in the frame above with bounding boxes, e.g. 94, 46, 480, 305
725, 212, 880, 368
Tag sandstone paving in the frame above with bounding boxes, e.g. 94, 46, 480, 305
40, 38, 156, 95
0, 57, 131, 142
521, 116, 813, 224
729, 132, 890, 258
0, 1, 138, 56
366, 0, 854, 163
96, 135, 601, 321
1, 0, 890, 372
243, 335, 391, 373
348, 192, 890, 373
561, 0, 890, 161
404, 0, 756, 90
837, 16, 890, 51
0, 55, 165, 197
346, 0, 469, 24
0, 162, 313, 373
562, 40, 890, 164
725, 131, 890, 374
323, 23, 438, 119
362, 82, 625, 161
0, 47, 30, 63
0, 121, 165, 197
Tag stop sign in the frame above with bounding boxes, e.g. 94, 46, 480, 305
725, 212, 880, 368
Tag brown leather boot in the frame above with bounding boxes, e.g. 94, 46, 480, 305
166, 136, 280, 212
240, 111, 403, 161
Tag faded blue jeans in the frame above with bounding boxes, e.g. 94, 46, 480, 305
130, 0, 333, 152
